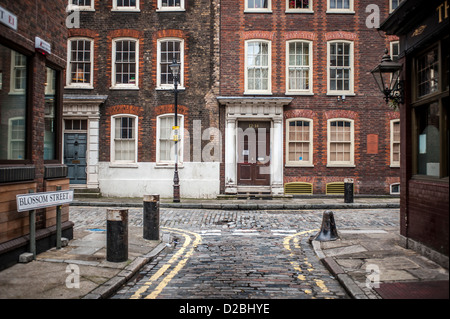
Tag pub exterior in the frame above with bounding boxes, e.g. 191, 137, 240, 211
380, 0, 449, 266
0, 0, 72, 270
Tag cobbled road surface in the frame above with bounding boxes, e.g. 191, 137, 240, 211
70, 207, 399, 300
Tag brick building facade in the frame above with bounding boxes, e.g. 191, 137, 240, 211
63, 0, 221, 198
218, 0, 401, 196
380, 0, 448, 260
1, 0, 71, 270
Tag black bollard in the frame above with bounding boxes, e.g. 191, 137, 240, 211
314, 210, 339, 241
143, 194, 160, 240
344, 178, 354, 203
106, 208, 128, 262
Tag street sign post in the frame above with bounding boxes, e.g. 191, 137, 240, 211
16, 189, 73, 259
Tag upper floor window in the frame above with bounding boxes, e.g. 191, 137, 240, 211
68, 0, 94, 11
390, 41, 400, 61
67, 38, 93, 88
390, 0, 404, 12
327, 40, 354, 95
111, 115, 138, 163
113, 0, 139, 11
1, 44, 27, 161
328, 119, 355, 166
245, 40, 271, 94
390, 119, 401, 167
417, 47, 439, 98
287, 0, 312, 12
44, 67, 57, 161
245, 0, 271, 13
328, 0, 354, 13
157, 38, 184, 89
112, 38, 139, 89
286, 40, 313, 94
10, 51, 27, 94
157, 0, 185, 11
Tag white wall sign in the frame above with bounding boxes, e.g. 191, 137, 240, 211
35, 36, 52, 55
16, 190, 74, 212
0, 5, 17, 31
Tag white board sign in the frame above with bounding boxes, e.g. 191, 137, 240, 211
0, 5, 18, 31
16, 190, 74, 212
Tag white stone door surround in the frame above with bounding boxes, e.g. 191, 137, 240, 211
218, 97, 292, 195
63, 95, 107, 189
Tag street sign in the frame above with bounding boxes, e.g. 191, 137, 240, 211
0, 5, 18, 31
16, 190, 74, 212
172, 126, 180, 141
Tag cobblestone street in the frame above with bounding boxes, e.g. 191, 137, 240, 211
69, 207, 399, 299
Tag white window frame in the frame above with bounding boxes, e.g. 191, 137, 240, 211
327, 118, 355, 167
245, 0, 272, 13
286, 0, 313, 13
157, 0, 185, 12
327, 0, 354, 13
66, 37, 94, 89
390, 0, 403, 13
286, 40, 313, 95
390, 183, 400, 195
110, 114, 138, 164
111, 38, 139, 90
67, 0, 95, 11
9, 51, 27, 95
8, 116, 26, 160
156, 114, 184, 165
112, 0, 140, 12
156, 38, 185, 90
286, 118, 314, 167
390, 119, 401, 167
327, 40, 354, 96
244, 39, 272, 95
390, 41, 400, 61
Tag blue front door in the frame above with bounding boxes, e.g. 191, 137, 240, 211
64, 133, 87, 184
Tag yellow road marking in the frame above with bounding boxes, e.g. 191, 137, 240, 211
130, 227, 201, 299
145, 229, 201, 299
283, 229, 332, 294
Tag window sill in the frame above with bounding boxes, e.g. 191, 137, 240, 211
390, 164, 400, 168
109, 163, 138, 168
110, 86, 139, 90
155, 163, 184, 169
156, 8, 186, 12
244, 91, 272, 96
156, 86, 186, 91
326, 10, 355, 14
285, 10, 314, 14
65, 85, 94, 90
285, 91, 314, 96
244, 10, 273, 13
111, 9, 141, 12
67, 7, 95, 12
326, 92, 355, 97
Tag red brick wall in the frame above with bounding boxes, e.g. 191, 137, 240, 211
407, 180, 449, 255
220, 0, 400, 194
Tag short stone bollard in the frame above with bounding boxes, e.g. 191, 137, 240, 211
106, 208, 128, 262
313, 210, 339, 242
143, 194, 160, 241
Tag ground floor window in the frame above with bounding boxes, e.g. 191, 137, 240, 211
112, 115, 137, 163
157, 114, 183, 164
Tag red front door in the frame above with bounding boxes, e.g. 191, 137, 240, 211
237, 121, 271, 186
